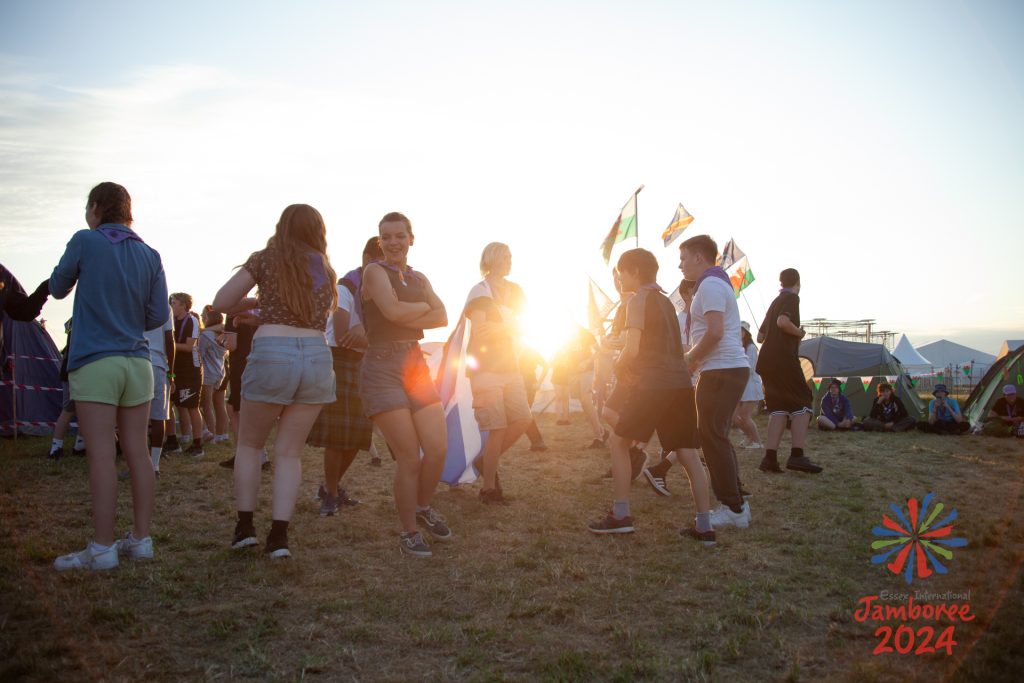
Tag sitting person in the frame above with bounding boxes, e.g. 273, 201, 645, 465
981, 385, 1024, 437
862, 382, 916, 432
816, 379, 853, 430
918, 383, 970, 434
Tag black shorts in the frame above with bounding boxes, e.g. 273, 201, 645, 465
604, 376, 634, 415
761, 365, 812, 415
173, 379, 202, 409
615, 384, 698, 450
227, 359, 246, 411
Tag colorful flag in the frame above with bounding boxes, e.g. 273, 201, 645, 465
860, 376, 874, 392
587, 277, 616, 336
836, 376, 848, 391
434, 317, 486, 485
813, 377, 822, 391
600, 188, 641, 264
661, 203, 694, 247
726, 256, 755, 298
720, 239, 746, 270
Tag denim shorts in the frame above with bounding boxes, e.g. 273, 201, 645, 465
359, 341, 440, 417
241, 336, 336, 405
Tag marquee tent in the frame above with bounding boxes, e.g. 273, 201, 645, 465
892, 334, 931, 372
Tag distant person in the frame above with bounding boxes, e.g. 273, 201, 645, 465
48, 318, 86, 459
756, 268, 822, 474
143, 311, 175, 475
862, 382, 915, 432
980, 385, 1024, 437
517, 343, 549, 452
49, 181, 168, 571
552, 325, 606, 447
734, 321, 764, 447
360, 212, 450, 558
169, 292, 204, 456
816, 379, 854, 431
0, 262, 49, 351
918, 384, 970, 434
213, 203, 338, 559
198, 305, 229, 444
217, 312, 268, 470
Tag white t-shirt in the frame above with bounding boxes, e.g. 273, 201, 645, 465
688, 276, 749, 372
144, 314, 174, 371
325, 284, 360, 347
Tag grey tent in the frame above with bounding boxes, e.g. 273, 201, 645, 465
799, 336, 925, 420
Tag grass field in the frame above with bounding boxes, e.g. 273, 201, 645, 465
1, 414, 1022, 682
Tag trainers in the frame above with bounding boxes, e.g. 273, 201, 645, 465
680, 525, 717, 547
201, 432, 215, 444
266, 532, 290, 559
629, 447, 647, 480
261, 461, 271, 471
529, 441, 549, 452
642, 466, 671, 497
231, 521, 258, 549
786, 455, 823, 474
479, 488, 509, 505
54, 541, 119, 571
587, 512, 635, 534
758, 454, 783, 473
320, 494, 339, 517
47, 446, 65, 460
163, 435, 181, 454
72, 447, 87, 457
710, 502, 751, 529
219, 456, 235, 469
416, 507, 453, 541
314, 483, 328, 502
116, 532, 154, 560
370, 456, 382, 467
740, 441, 763, 449
400, 531, 432, 558
185, 443, 204, 458
338, 488, 360, 507
587, 438, 605, 449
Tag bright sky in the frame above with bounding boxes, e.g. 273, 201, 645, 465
2, 0, 1022, 358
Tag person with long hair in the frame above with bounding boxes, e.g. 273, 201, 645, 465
49, 182, 169, 570
213, 204, 338, 559
360, 212, 450, 557
733, 321, 764, 447
464, 242, 532, 504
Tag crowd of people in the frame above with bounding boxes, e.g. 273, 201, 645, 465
0, 181, 1019, 570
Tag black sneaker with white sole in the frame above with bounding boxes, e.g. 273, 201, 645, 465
416, 507, 452, 541
587, 512, 635, 534
231, 522, 258, 549
400, 531, 432, 558
642, 466, 671, 496
265, 533, 291, 559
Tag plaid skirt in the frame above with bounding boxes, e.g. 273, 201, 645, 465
307, 347, 373, 451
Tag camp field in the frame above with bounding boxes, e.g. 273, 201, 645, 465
1, 415, 1022, 683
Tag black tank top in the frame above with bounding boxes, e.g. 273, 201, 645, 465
362, 264, 426, 343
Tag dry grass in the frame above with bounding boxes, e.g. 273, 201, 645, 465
1, 415, 1023, 682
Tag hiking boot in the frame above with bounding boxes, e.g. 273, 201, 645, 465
629, 447, 647, 480
479, 488, 509, 505
416, 507, 452, 541
185, 443, 204, 458
529, 441, 549, 452
219, 456, 235, 469
163, 435, 181, 454
338, 488, 360, 507
710, 502, 751, 529
400, 531, 432, 558
54, 542, 119, 571
680, 525, 717, 547
231, 521, 258, 549
758, 454, 783, 473
320, 494, 339, 517
642, 464, 671, 497
786, 456, 823, 474
116, 532, 154, 560
587, 512, 635, 534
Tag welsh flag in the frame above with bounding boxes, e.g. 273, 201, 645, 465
600, 188, 642, 263
727, 256, 755, 298
661, 203, 694, 246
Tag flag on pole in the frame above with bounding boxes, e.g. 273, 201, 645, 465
661, 203, 694, 247
435, 317, 486, 485
587, 277, 616, 336
726, 256, 755, 298
720, 239, 746, 270
600, 188, 642, 264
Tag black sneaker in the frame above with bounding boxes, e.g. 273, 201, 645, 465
642, 465, 671, 497
185, 443, 204, 458
47, 446, 65, 461
399, 531, 432, 558
587, 512, 635, 534
231, 522, 258, 549
219, 456, 235, 469
261, 460, 271, 471
529, 441, 549, 452
338, 488, 360, 507
164, 435, 181, 454
370, 456, 382, 467
266, 532, 290, 559
319, 493, 339, 517
72, 447, 87, 457
758, 455, 783, 473
416, 507, 453, 541
479, 488, 509, 505
680, 525, 717, 547
629, 447, 647, 480
587, 438, 605, 449
786, 456, 823, 474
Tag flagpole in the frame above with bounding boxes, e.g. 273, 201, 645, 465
741, 291, 761, 333
634, 185, 644, 248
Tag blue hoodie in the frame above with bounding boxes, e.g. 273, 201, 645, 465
49, 224, 169, 371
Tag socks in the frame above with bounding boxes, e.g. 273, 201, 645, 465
612, 500, 630, 519
765, 448, 778, 462
237, 511, 254, 528
73, 435, 86, 450
150, 446, 162, 472
51, 438, 63, 451
695, 511, 713, 533
268, 519, 289, 544
790, 447, 804, 460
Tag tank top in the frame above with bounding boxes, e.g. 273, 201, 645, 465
362, 263, 426, 343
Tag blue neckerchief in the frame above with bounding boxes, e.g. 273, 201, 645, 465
685, 267, 731, 342
95, 223, 143, 244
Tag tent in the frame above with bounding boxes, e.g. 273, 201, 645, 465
798, 336, 925, 420
963, 345, 1024, 427
997, 340, 1024, 360
1, 318, 62, 436
892, 334, 932, 372
915, 339, 995, 374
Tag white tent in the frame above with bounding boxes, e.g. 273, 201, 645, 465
893, 334, 931, 371
997, 340, 1024, 359
915, 339, 995, 376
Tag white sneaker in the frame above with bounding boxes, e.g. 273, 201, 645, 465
710, 502, 751, 529
740, 441, 763, 449
116, 532, 154, 560
54, 541, 119, 571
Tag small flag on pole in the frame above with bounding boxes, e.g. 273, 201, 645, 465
720, 239, 746, 270
661, 203, 694, 247
726, 256, 755, 298
600, 187, 642, 264
587, 277, 616, 336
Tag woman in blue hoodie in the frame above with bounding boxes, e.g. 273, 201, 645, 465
49, 182, 169, 571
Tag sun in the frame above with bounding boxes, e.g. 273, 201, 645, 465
518, 304, 580, 363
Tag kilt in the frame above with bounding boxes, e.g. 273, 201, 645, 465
307, 347, 373, 451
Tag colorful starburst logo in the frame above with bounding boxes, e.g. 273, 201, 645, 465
870, 493, 968, 584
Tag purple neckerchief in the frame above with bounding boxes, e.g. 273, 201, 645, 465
685, 267, 731, 341
96, 224, 143, 245
779, 287, 796, 295
340, 267, 363, 320
374, 259, 420, 286
638, 282, 666, 293
305, 253, 328, 290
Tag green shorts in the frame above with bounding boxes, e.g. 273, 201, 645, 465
70, 356, 154, 407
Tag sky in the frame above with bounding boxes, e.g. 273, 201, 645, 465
2, 0, 1022, 359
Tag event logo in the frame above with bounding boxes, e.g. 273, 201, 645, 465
870, 492, 968, 584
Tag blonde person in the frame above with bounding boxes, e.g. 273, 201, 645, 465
465, 242, 532, 504
360, 212, 450, 557
213, 204, 337, 559
50, 182, 169, 570
733, 321, 764, 447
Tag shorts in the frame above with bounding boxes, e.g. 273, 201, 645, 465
761, 363, 813, 416
308, 347, 373, 451
241, 336, 335, 405
604, 376, 635, 414
150, 368, 171, 421
173, 376, 202, 409
359, 341, 440, 418
61, 382, 75, 413
470, 371, 532, 431
615, 384, 699, 451
69, 356, 154, 408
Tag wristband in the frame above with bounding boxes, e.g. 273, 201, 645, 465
167, 373, 176, 380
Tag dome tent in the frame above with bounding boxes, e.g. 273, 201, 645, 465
963, 345, 1024, 428
1, 318, 62, 436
